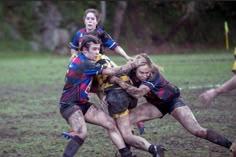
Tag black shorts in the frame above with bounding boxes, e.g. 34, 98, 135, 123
153, 97, 186, 117
59, 102, 92, 122
105, 88, 138, 116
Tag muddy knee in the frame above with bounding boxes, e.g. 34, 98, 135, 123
193, 129, 207, 138
104, 118, 117, 131
74, 127, 87, 140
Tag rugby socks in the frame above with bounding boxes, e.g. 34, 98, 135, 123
119, 147, 133, 157
206, 129, 232, 149
63, 135, 84, 157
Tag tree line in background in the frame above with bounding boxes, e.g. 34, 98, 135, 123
0, 1, 235, 54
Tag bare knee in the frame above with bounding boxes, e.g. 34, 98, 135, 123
69, 114, 87, 139
103, 118, 117, 131
124, 136, 134, 146
192, 128, 207, 138
74, 127, 87, 140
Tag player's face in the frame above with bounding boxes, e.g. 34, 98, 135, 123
135, 65, 152, 81
86, 43, 100, 61
84, 12, 98, 32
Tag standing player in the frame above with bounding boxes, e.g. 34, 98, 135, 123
59, 35, 143, 157
69, 8, 146, 132
69, 8, 132, 61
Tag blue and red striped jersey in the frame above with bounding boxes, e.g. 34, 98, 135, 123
70, 26, 118, 51
129, 70, 178, 105
60, 53, 105, 104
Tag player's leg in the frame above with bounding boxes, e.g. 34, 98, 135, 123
61, 106, 87, 157
84, 104, 133, 157
129, 102, 163, 125
115, 113, 165, 157
171, 105, 233, 150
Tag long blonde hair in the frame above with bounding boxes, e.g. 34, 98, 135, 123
135, 53, 164, 73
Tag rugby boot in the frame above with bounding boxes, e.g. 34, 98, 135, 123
230, 139, 236, 157
151, 145, 166, 157
61, 131, 75, 139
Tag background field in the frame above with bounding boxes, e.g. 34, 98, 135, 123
0, 50, 235, 157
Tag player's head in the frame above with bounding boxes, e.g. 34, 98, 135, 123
80, 35, 101, 61
83, 8, 100, 32
134, 53, 163, 81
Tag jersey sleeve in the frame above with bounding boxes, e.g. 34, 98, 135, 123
70, 31, 83, 51
97, 27, 118, 50
84, 62, 106, 76
142, 71, 161, 90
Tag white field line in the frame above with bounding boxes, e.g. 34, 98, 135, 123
179, 84, 221, 90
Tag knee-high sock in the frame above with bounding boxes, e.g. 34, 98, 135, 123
206, 129, 232, 149
63, 135, 84, 157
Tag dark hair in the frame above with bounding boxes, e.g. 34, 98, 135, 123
83, 8, 100, 22
79, 35, 101, 51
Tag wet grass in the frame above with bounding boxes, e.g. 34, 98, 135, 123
0, 50, 235, 157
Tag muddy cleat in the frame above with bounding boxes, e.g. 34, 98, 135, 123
152, 145, 166, 157
61, 131, 75, 139
230, 139, 236, 157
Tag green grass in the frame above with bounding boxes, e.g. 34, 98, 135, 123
0, 49, 235, 157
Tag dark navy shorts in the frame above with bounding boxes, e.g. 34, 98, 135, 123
60, 102, 92, 122
105, 88, 138, 116
153, 97, 186, 118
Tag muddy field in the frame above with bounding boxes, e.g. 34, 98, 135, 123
0, 84, 235, 157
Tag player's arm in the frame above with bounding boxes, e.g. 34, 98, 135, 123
102, 58, 145, 76
69, 31, 81, 59
114, 46, 133, 61
101, 62, 134, 76
111, 77, 150, 98
215, 75, 236, 93
70, 49, 78, 60
99, 30, 132, 61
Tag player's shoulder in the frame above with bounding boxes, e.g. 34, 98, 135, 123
96, 26, 106, 34
76, 28, 87, 34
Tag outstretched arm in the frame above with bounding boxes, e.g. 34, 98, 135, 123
111, 77, 150, 98
114, 46, 133, 61
215, 75, 236, 93
102, 62, 135, 76
199, 75, 236, 104
102, 58, 146, 76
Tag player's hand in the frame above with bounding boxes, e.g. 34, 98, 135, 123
126, 56, 134, 62
69, 53, 77, 61
199, 89, 217, 105
131, 55, 147, 68
109, 76, 119, 84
